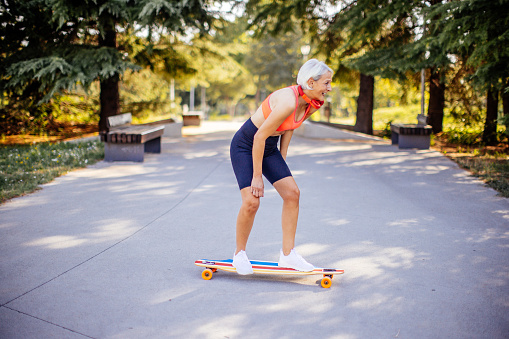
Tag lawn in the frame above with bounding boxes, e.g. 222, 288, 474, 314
0, 140, 104, 203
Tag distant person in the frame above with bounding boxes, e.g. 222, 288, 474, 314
230, 59, 333, 274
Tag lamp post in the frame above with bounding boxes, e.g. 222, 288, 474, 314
326, 96, 332, 122
300, 45, 310, 62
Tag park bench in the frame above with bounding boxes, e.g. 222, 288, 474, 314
390, 122, 433, 149
182, 110, 203, 126
100, 113, 165, 162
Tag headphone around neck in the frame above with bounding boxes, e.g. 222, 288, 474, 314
297, 85, 324, 109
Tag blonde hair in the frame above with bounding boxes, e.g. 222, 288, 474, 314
297, 59, 333, 90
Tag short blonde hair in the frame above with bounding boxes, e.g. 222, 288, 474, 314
297, 59, 333, 90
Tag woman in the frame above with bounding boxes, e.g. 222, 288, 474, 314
230, 59, 333, 275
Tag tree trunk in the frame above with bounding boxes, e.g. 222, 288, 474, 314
427, 68, 445, 134
482, 88, 499, 145
354, 73, 374, 135
98, 18, 120, 132
503, 87, 509, 116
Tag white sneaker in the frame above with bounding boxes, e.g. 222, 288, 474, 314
232, 250, 254, 275
278, 249, 314, 272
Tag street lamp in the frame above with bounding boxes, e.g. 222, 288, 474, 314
301, 45, 310, 61
326, 96, 332, 122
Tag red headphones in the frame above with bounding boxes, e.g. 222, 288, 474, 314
297, 86, 324, 109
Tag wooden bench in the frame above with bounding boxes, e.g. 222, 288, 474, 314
390, 123, 432, 149
100, 113, 165, 162
182, 111, 202, 126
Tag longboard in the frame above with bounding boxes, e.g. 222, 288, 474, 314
195, 259, 344, 288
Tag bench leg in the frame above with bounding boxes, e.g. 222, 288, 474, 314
104, 143, 144, 162
144, 137, 161, 153
391, 132, 399, 145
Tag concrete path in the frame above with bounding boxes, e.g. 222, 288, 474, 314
1, 121, 508, 339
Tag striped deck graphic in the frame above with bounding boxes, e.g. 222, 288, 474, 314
195, 259, 344, 287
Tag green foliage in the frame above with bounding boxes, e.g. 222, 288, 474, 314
427, 0, 509, 92
121, 69, 182, 121
6, 47, 137, 102
0, 0, 231, 133
454, 156, 509, 198
244, 29, 303, 93
0, 100, 59, 135
0, 140, 104, 203
441, 128, 483, 146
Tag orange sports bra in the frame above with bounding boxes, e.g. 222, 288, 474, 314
262, 85, 311, 131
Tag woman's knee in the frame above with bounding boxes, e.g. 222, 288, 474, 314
241, 195, 260, 214
279, 184, 300, 204
285, 185, 300, 203
274, 178, 300, 203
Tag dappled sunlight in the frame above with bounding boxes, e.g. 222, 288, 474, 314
24, 219, 138, 250
336, 245, 415, 280
290, 169, 308, 178
0, 221, 15, 229
383, 163, 451, 175
452, 171, 485, 184
466, 228, 509, 244
183, 151, 220, 159
347, 293, 404, 312
388, 219, 419, 228
74, 163, 157, 179
295, 242, 331, 256
192, 184, 222, 194
291, 143, 373, 157
24, 235, 88, 249
415, 164, 451, 175
325, 218, 351, 227
493, 210, 509, 220
0, 194, 50, 209
108, 179, 183, 196
342, 151, 444, 169
260, 291, 334, 314
182, 121, 244, 136
194, 314, 247, 339
88, 219, 139, 240
342, 152, 410, 167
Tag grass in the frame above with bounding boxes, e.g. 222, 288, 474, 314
453, 156, 509, 197
0, 140, 104, 203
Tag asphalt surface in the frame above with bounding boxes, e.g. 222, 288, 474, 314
1, 120, 508, 339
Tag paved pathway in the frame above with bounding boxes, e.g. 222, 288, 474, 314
1, 121, 508, 338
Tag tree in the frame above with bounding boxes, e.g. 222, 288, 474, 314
426, 0, 509, 144
355, 74, 374, 134
179, 17, 256, 117
245, 0, 420, 135
322, 1, 417, 134
428, 68, 445, 133
1, 0, 227, 132
244, 28, 304, 105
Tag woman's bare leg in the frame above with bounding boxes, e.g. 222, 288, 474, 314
273, 176, 300, 255
235, 187, 260, 255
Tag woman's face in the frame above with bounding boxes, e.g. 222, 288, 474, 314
308, 71, 333, 102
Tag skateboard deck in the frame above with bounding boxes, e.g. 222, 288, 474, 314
195, 259, 344, 288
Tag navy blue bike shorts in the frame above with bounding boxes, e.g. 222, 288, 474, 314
230, 118, 292, 190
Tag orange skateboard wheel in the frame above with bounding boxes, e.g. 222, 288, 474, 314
202, 268, 213, 280
321, 277, 332, 288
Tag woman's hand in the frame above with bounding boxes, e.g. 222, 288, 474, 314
251, 175, 264, 198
